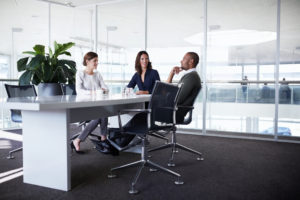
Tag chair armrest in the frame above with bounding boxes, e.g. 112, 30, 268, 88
119, 109, 151, 114
117, 109, 151, 131
177, 106, 194, 110
156, 106, 176, 110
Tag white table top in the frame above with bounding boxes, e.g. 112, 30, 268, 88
4, 94, 151, 111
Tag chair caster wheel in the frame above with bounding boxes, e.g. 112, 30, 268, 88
129, 188, 139, 194
197, 157, 204, 161
168, 163, 175, 167
149, 168, 158, 172
175, 179, 184, 185
107, 173, 117, 178
6, 155, 15, 159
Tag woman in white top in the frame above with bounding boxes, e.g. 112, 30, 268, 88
72, 52, 109, 153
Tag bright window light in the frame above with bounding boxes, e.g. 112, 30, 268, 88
0, 130, 22, 142
184, 29, 276, 46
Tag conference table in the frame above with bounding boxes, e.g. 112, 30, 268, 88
4, 93, 150, 191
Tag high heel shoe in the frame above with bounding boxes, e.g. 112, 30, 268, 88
70, 141, 85, 154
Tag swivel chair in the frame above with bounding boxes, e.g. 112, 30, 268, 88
148, 85, 204, 167
4, 84, 37, 159
107, 81, 184, 194
60, 83, 76, 95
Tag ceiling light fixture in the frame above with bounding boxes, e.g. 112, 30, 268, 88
184, 29, 276, 46
37, 0, 75, 7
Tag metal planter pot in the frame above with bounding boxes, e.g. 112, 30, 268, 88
38, 83, 63, 97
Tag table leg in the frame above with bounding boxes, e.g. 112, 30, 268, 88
22, 109, 70, 191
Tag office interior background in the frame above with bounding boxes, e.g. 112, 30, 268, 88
0, 0, 300, 140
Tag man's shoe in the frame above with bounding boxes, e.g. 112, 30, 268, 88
90, 138, 111, 154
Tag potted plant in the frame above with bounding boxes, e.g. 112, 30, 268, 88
17, 41, 76, 96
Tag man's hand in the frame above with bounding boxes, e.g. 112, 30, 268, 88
167, 66, 182, 83
171, 66, 183, 75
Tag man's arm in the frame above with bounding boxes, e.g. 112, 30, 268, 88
166, 66, 182, 83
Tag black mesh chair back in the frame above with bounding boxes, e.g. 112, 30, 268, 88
148, 81, 181, 125
176, 85, 201, 124
5, 84, 37, 123
61, 84, 77, 95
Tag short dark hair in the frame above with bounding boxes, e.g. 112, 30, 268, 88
83, 52, 98, 66
135, 51, 152, 75
187, 52, 199, 68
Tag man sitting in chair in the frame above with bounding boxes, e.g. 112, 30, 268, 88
166, 52, 202, 122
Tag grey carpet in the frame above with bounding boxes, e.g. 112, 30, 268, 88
0, 126, 300, 200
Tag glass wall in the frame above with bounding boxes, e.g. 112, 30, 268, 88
51, 4, 94, 69
0, 0, 48, 79
0, 0, 300, 138
206, 0, 277, 135
97, 0, 144, 93
148, 0, 203, 129
278, 0, 300, 137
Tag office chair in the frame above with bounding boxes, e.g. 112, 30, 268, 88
60, 83, 76, 95
107, 81, 184, 194
148, 85, 204, 167
4, 84, 37, 159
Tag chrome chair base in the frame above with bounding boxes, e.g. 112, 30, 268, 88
6, 147, 22, 159
148, 132, 204, 167
149, 168, 158, 172
108, 137, 183, 194
148, 132, 169, 143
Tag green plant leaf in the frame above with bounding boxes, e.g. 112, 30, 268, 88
60, 51, 71, 56
32, 74, 41, 85
19, 71, 32, 85
54, 41, 59, 52
57, 67, 67, 83
33, 45, 45, 55
17, 57, 29, 72
54, 42, 75, 57
43, 61, 53, 82
18, 41, 76, 85
49, 47, 53, 58
57, 59, 77, 84
23, 51, 36, 55
58, 59, 76, 69
27, 54, 45, 70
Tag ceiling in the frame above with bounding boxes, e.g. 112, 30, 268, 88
0, 0, 300, 64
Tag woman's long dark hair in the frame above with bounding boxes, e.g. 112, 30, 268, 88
135, 51, 152, 75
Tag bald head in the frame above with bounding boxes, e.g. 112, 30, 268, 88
186, 52, 199, 68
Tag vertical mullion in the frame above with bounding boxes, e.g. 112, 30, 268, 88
202, 0, 208, 135
274, 0, 281, 140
